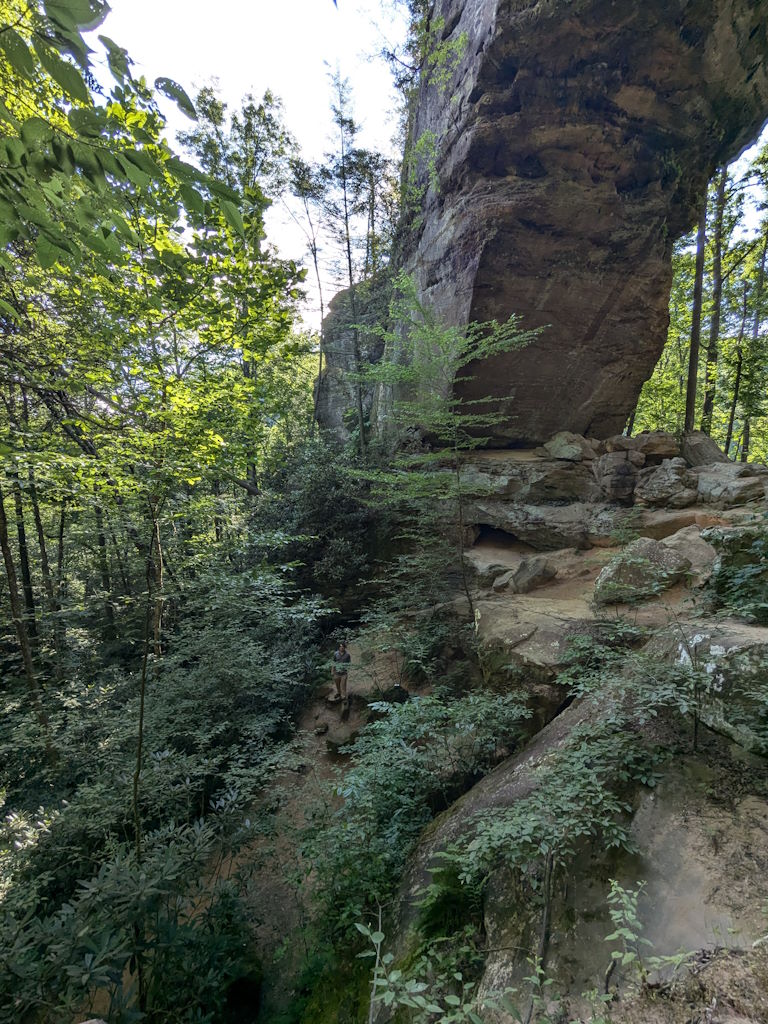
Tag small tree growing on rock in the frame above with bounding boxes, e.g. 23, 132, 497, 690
360, 272, 538, 625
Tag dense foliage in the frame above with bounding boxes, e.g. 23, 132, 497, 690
634, 138, 768, 457
2, 3, 768, 1023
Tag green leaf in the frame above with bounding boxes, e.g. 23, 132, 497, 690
0, 298, 20, 320
166, 156, 203, 183
354, 923, 370, 937
20, 117, 52, 149
122, 149, 163, 181
69, 107, 103, 137
208, 178, 240, 203
444, 995, 461, 1006
370, 931, 385, 944
0, 98, 19, 127
117, 154, 150, 190
2, 137, 25, 166
71, 142, 104, 185
154, 77, 197, 119
0, 29, 35, 79
45, 0, 108, 30
35, 235, 65, 269
98, 34, 130, 81
34, 42, 90, 102
219, 198, 244, 237
179, 184, 204, 215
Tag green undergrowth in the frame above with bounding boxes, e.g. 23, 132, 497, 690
266, 949, 370, 1024
301, 687, 534, 944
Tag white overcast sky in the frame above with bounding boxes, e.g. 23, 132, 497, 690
93, 0, 409, 322
92, 2, 767, 322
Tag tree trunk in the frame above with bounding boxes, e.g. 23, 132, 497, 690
94, 503, 115, 638
741, 418, 750, 463
684, 204, 708, 433
700, 168, 727, 434
309, 237, 325, 438
10, 472, 38, 642
0, 483, 52, 751
625, 407, 636, 438
741, 231, 767, 463
56, 501, 66, 598
337, 100, 366, 458
725, 284, 749, 456
27, 467, 66, 674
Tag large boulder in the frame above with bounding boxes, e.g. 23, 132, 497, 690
647, 619, 768, 752
491, 554, 558, 594
592, 449, 645, 503
634, 457, 698, 508
459, 452, 602, 503
682, 430, 730, 467
593, 536, 691, 604
400, 0, 768, 445
661, 525, 717, 585
389, 698, 768, 1020
542, 431, 598, 462
695, 462, 768, 507
605, 430, 680, 464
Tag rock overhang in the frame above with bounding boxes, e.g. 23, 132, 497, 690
404, 0, 768, 444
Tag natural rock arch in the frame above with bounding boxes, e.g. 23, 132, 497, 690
405, 0, 768, 445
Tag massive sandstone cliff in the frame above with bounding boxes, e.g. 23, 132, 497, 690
398, 0, 768, 444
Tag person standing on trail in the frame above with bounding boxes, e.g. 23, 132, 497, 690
330, 641, 351, 704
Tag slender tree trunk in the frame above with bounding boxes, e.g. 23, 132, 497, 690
700, 168, 727, 435
307, 225, 326, 438
742, 232, 767, 463
212, 478, 224, 543
110, 528, 130, 595
0, 483, 53, 752
684, 204, 708, 432
151, 513, 163, 658
28, 467, 66, 674
10, 472, 38, 642
337, 102, 367, 458
625, 407, 636, 438
725, 284, 749, 456
28, 470, 54, 606
0, 483, 36, 690
56, 501, 66, 598
741, 418, 751, 463
94, 503, 115, 638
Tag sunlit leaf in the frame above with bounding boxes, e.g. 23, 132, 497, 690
0, 29, 35, 78
219, 198, 244, 236
34, 42, 90, 103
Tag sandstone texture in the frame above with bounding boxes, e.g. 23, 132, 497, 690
634, 457, 698, 508
404, 0, 768, 444
593, 536, 691, 604
695, 461, 768, 507
456, 434, 767, 550
682, 429, 732, 467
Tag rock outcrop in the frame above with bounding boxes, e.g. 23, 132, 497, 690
593, 536, 692, 604
458, 432, 767, 550
404, 0, 768, 444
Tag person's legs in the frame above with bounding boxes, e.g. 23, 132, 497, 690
330, 670, 342, 700
339, 671, 348, 700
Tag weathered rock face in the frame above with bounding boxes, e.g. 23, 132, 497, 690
406, 0, 768, 444
314, 283, 387, 444
593, 535, 691, 604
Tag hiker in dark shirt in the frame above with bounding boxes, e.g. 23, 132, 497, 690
330, 641, 351, 703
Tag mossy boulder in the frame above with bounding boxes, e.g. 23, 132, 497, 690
593, 537, 691, 605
